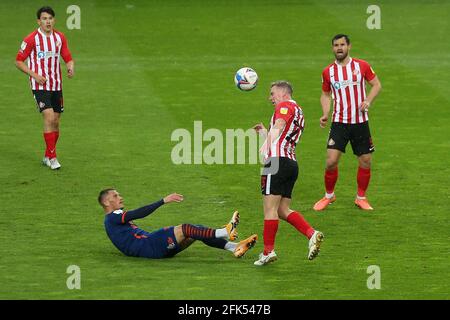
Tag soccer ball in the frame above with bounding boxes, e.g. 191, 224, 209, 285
234, 67, 258, 91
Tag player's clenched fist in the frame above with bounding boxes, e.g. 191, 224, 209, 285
34, 74, 47, 85
253, 123, 266, 133
319, 115, 328, 128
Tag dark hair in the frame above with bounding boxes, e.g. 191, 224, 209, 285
271, 80, 293, 95
37, 6, 55, 19
98, 188, 115, 206
332, 34, 350, 45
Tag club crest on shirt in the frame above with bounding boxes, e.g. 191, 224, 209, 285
167, 237, 176, 250
280, 107, 288, 115
56, 41, 62, 48
353, 69, 360, 76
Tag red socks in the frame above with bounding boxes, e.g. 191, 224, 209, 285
357, 167, 371, 197
287, 211, 315, 239
43, 131, 60, 159
325, 167, 338, 194
263, 219, 279, 255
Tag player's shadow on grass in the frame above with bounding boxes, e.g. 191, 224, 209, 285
98, 249, 251, 265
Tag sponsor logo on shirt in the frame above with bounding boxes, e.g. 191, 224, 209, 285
333, 79, 358, 90
37, 51, 60, 59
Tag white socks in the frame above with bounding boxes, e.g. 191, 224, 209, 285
325, 192, 335, 199
215, 228, 228, 238
224, 242, 237, 252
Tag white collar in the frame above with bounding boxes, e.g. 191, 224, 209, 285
335, 57, 353, 67
37, 27, 53, 37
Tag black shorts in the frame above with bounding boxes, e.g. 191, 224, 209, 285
327, 122, 374, 156
32, 90, 64, 113
261, 157, 298, 198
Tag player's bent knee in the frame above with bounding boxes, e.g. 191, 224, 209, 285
277, 208, 290, 220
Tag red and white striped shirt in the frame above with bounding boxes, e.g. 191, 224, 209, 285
16, 28, 72, 91
322, 58, 376, 124
267, 100, 305, 161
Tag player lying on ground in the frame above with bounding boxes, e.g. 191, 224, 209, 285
98, 189, 257, 259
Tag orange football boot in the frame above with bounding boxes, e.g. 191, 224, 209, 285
225, 211, 240, 241
354, 198, 374, 210
234, 234, 258, 258
313, 195, 336, 211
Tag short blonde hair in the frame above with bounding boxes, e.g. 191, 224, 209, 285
271, 80, 293, 95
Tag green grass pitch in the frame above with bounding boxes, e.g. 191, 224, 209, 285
0, 0, 449, 299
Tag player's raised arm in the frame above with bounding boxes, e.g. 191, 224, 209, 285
253, 123, 267, 137
122, 193, 184, 223
320, 90, 332, 128
122, 199, 165, 223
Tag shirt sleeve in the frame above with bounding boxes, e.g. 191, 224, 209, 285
273, 102, 294, 123
121, 199, 165, 224
60, 33, 73, 63
321, 68, 331, 92
16, 36, 34, 62
362, 61, 376, 81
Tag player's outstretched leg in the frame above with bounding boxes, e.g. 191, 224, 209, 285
308, 231, 324, 260
201, 234, 258, 258
180, 211, 240, 242
233, 234, 258, 258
